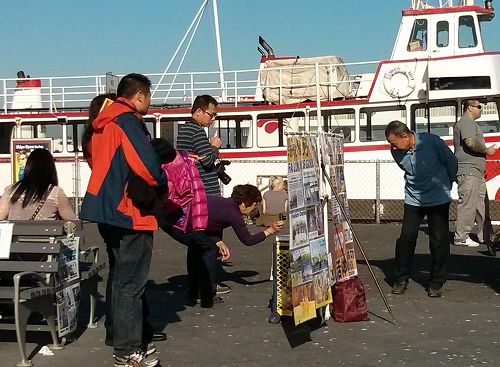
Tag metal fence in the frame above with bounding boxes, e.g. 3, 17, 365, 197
224, 159, 500, 224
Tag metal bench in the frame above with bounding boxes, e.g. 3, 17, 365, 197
0, 220, 105, 367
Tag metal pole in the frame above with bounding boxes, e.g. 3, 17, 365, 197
212, 0, 226, 100
322, 164, 397, 325
375, 160, 381, 224
315, 63, 322, 132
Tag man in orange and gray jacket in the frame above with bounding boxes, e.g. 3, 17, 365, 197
80, 74, 165, 367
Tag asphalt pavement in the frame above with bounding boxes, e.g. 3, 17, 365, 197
1, 222, 499, 367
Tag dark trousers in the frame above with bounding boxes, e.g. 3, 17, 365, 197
395, 202, 450, 287
98, 223, 153, 357
162, 225, 217, 301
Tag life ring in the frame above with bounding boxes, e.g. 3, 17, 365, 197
383, 67, 416, 99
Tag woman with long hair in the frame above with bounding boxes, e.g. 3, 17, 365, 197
82, 93, 116, 166
0, 148, 75, 220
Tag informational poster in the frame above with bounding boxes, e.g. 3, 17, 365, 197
11, 139, 52, 183
287, 134, 332, 325
55, 236, 80, 337
320, 134, 358, 283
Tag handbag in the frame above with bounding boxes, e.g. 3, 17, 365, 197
332, 276, 369, 322
29, 185, 53, 220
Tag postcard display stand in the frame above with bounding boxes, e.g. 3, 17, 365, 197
269, 132, 358, 326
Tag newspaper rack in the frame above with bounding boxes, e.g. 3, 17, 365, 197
268, 235, 326, 325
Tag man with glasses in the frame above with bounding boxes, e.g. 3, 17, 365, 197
176, 95, 232, 301
177, 94, 222, 196
453, 99, 497, 255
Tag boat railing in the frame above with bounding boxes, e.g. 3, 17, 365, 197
0, 60, 379, 114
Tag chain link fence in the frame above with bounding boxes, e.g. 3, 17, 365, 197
224, 159, 500, 223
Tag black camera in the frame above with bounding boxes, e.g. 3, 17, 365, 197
214, 160, 232, 185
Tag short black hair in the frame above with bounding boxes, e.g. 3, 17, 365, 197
231, 184, 262, 207
117, 73, 151, 99
191, 94, 218, 115
463, 99, 479, 113
385, 120, 410, 138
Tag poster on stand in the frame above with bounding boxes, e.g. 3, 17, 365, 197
287, 133, 333, 325
320, 134, 358, 283
55, 236, 80, 337
11, 139, 52, 183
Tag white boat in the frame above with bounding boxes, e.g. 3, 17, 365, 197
1, 0, 499, 220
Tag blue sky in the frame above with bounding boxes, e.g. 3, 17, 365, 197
1, 0, 500, 78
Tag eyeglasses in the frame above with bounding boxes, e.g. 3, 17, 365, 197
202, 110, 218, 119
470, 104, 482, 110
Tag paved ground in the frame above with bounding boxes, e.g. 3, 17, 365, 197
1, 222, 500, 367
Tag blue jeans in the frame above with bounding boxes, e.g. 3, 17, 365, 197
98, 224, 153, 357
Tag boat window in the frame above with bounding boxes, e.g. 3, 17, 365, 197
458, 15, 478, 48
412, 104, 457, 137
66, 120, 86, 153
407, 19, 428, 52
360, 108, 406, 142
17, 122, 64, 153
144, 118, 156, 138
323, 109, 355, 142
256, 112, 304, 148
0, 122, 15, 153
436, 21, 449, 48
208, 116, 253, 149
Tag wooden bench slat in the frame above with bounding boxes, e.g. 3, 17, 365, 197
9, 243, 61, 254
0, 286, 56, 300
0, 261, 59, 272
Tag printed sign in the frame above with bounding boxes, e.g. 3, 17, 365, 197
11, 139, 52, 183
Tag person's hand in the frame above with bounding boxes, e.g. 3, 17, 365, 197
187, 154, 202, 163
486, 146, 497, 156
210, 136, 222, 148
265, 220, 284, 237
216, 241, 230, 261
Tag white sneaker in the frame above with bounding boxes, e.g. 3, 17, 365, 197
454, 237, 480, 248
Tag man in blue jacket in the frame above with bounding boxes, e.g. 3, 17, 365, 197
80, 74, 166, 366
385, 120, 458, 298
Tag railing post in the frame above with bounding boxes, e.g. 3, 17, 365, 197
190, 73, 194, 103
49, 78, 53, 112
234, 71, 238, 107
375, 159, 381, 224
2, 79, 7, 113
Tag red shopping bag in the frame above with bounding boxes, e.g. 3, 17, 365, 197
332, 276, 369, 322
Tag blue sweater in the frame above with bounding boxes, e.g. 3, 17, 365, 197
391, 132, 458, 207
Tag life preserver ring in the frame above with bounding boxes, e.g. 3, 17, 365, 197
383, 67, 415, 99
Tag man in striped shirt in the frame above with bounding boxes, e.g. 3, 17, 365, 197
176, 95, 222, 196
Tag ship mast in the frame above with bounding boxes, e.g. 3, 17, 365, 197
151, 0, 226, 103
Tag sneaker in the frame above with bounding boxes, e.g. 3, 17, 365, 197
114, 351, 159, 367
428, 285, 443, 298
113, 344, 156, 359
391, 280, 409, 295
484, 242, 497, 257
454, 237, 480, 248
216, 284, 231, 295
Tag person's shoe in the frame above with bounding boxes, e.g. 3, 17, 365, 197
200, 296, 224, 308
144, 343, 156, 356
454, 237, 480, 248
391, 280, 409, 295
150, 332, 167, 342
216, 284, 231, 295
114, 351, 159, 367
483, 241, 497, 257
105, 338, 113, 347
427, 285, 443, 298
